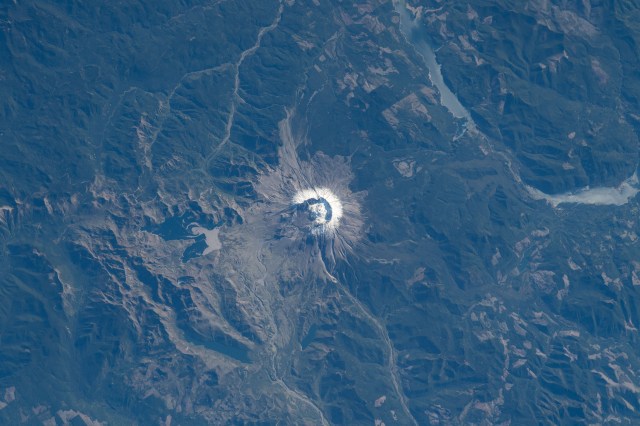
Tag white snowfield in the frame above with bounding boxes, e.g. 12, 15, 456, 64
293, 187, 343, 235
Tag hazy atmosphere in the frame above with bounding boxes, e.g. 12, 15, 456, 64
1, 0, 640, 424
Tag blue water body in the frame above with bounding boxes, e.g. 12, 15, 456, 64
394, 0, 474, 126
